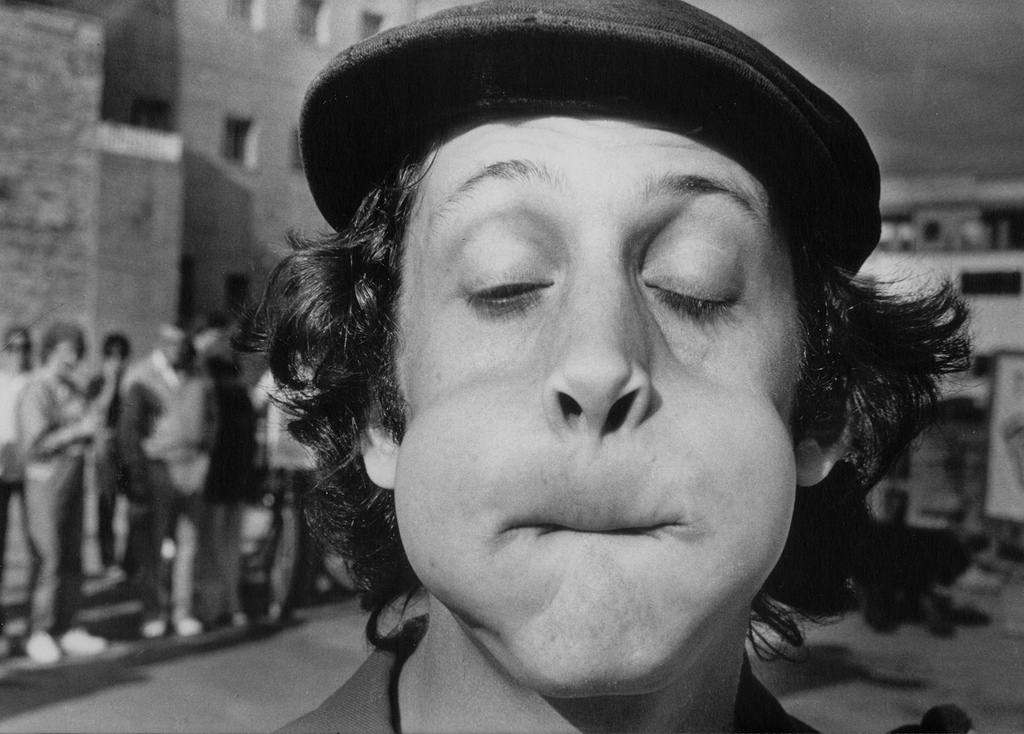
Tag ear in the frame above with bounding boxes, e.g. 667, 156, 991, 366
794, 429, 851, 488
361, 425, 400, 490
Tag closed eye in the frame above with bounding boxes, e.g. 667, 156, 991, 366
647, 285, 735, 323
468, 282, 552, 318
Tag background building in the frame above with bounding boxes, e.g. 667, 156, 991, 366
863, 176, 1024, 532
1, 1, 182, 358
870, 176, 1024, 355
5, 1, 1024, 530
2, 0, 422, 358
93, 0, 418, 327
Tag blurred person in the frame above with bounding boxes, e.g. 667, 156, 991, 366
855, 488, 920, 633
119, 325, 218, 639
854, 487, 972, 637
1004, 411, 1024, 491
194, 313, 232, 358
86, 332, 131, 578
17, 322, 108, 663
252, 369, 316, 477
251, 367, 319, 619
0, 325, 32, 655
195, 352, 257, 628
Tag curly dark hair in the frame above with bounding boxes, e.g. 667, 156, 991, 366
40, 321, 86, 363
101, 332, 131, 360
238, 154, 971, 656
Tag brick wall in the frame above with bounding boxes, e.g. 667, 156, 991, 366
0, 4, 103, 351
96, 123, 183, 359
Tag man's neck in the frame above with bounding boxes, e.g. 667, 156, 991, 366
398, 599, 745, 733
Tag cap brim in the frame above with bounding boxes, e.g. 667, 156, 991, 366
301, 1, 879, 270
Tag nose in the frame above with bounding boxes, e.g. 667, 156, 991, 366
543, 291, 654, 438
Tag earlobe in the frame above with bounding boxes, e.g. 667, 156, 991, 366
794, 432, 850, 487
361, 425, 400, 490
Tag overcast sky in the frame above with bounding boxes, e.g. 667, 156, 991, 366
689, 1, 1024, 179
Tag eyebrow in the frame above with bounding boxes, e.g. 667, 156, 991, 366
440, 159, 562, 211
431, 160, 770, 232
643, 172, 769, 222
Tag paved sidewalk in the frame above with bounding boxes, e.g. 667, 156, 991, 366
755, 588, 1024, 732
1, 482, 132, 643
1, 588, 1022, 732
0, 600, 364, 733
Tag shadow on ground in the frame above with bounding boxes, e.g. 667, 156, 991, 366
0, 572, 354, 724
755, 642, 930, 699
0, 616, 303, 722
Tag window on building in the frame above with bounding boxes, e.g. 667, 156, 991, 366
290, 128, 303, 171
921, 220, 942, 243
130, 98, 172, 131
0, 177, 16, 201
222, 116, 257, 167
296, 0, 328, 42
958, 219, 990, 250
971, 353, 992, 378
149, 0, 174, 17
1005, 212, 1024, 250
879, 216, 915, 252
228, 0, 254, 22
360, 9, 385, 39
233, 0, 267, 29
225, 273, 250, 314
960, 270, 1022, 296
982, 210, 1024, 250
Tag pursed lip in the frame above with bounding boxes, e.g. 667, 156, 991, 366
537, 523, 676, 536
505, 521, 689, 540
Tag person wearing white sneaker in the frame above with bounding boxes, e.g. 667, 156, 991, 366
119, 327, 218, 640
140, 618, 167, 639
0, 325, 33, 659
25, 631, 62, 665
173, 616, 203, 637
17, 323, 109, 663
59, 627, 107, 657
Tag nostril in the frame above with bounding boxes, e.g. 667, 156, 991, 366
603, 390, 637, 434
558, 392, 582, 419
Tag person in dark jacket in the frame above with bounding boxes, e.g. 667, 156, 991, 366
86, 332, 131, 577
241, 1, 974, 731
855, 488, 972, 637
195, 353, 257, 627
119, 326, 217, 639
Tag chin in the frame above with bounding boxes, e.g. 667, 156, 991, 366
509, 647, 682, 698
431, 536, 765, 700
477, 598, 727, 699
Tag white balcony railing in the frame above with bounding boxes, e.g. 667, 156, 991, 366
97, 122, 182, 162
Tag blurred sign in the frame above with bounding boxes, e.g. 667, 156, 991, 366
986, 352, 1024, 522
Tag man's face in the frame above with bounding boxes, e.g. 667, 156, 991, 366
366, 117, 821, 694
104, 347, 127, 373
48, 339, 81, 379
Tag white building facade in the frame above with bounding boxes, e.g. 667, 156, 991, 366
862, 176, 1024, 531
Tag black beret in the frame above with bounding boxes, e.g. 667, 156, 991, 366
300, 0, 880, 271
